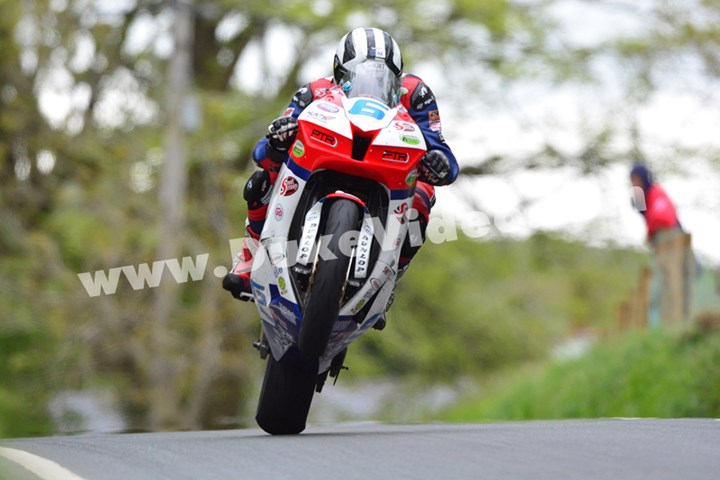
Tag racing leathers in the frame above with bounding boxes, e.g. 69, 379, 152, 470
222, 75, 459, 300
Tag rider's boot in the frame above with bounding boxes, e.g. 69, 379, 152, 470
222, 225, 261, 301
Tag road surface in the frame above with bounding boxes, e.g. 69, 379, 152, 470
2, 419, 719, 479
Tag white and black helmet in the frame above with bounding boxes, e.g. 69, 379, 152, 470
333, 28, 403, 84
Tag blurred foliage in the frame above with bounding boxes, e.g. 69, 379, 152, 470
0, 259, 54, 437
1, 0, 720, 437
441, 323, 720, 421
349, 232, 647, 379
0, 0, 566, 436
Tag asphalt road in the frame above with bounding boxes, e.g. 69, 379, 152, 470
2, 419, 719, 480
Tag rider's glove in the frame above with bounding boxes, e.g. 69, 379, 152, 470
266, 116, 298, 153
418, 150, 451, 185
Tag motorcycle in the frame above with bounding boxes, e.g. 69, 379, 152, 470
249, 79, 427, 434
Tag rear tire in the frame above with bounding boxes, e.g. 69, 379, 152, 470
255, 350, 317, 435
298, 199, 360, 358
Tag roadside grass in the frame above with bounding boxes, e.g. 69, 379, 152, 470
349, 232, 648, 380
437, 326, 720, 422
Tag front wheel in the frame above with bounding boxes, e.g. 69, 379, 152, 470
298, 199, 360, 358
255, 350, 317, 435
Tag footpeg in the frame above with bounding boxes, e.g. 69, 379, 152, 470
253, 339, 270, 359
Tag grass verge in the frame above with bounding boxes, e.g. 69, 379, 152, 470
438, 326, 720, 422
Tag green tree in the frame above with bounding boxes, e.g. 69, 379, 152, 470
3, 0, 719, 436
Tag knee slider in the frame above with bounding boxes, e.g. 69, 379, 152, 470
244, 170, 272, 210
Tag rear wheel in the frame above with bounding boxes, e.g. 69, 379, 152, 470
255, 350, 317, 435
298, 199, 360, 358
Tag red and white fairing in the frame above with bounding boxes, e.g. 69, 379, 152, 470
251, 86, 427, 372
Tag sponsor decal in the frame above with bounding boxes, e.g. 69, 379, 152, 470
362, 286, 376, 301
393, 121, 416, 132
273, 266, 284, 278
278, 276, 287, 293
251, 280, 267, 306
293, 85, 313, 108
382, 150, 409, 163
296, 206, 322, 266
354, 299, 366, 311
274, 203, 284, 221
306, 209, 320, 222
306, 110, 333, 122
317, 102, 340, 113
271, 319, 295, 349
292, 140, 305, 157
429, 120, 442, 132
313, 88, 330, 98
415, 99, 433, 110
405, 169, 418, 186
270, 251, 285, 265
331, 318, 355, 334
401, 135, 421, 146
349, 98, 389, 120
355, 223, 373, 278
394, 203, 409, 224
258, 309, 275, 327
310, 128, 337, 147
279, 176, 299, 196
370, 277, 382, 290
411, 83, 435, 111
261, 184, 273, 204
283, 107, 294, 117
369, 47, 385, 59
270, 300, 298, 326
438, 132, 446, 143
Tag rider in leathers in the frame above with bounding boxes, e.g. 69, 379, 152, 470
223, 27, 459, 302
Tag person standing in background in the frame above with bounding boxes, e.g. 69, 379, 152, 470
630, 163, 694, 326
630, 164, 681, 244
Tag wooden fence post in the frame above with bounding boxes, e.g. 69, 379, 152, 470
637, 266, 651, 328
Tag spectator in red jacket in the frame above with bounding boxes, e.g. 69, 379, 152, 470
630, 163, 693, 326
630, 164, 681, 245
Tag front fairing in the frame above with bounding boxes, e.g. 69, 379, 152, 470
251, 88, 427, 372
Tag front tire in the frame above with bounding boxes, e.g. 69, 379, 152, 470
298, 199, 360, 358
255, 350, 317, 435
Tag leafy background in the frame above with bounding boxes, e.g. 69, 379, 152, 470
1, 0, 720, 437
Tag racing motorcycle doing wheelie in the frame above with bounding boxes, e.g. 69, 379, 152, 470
248, 61, 427, 435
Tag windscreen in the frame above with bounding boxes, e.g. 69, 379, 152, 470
338, 59, 401, 107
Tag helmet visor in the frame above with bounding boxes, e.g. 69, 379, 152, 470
338, 59, 401, 107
